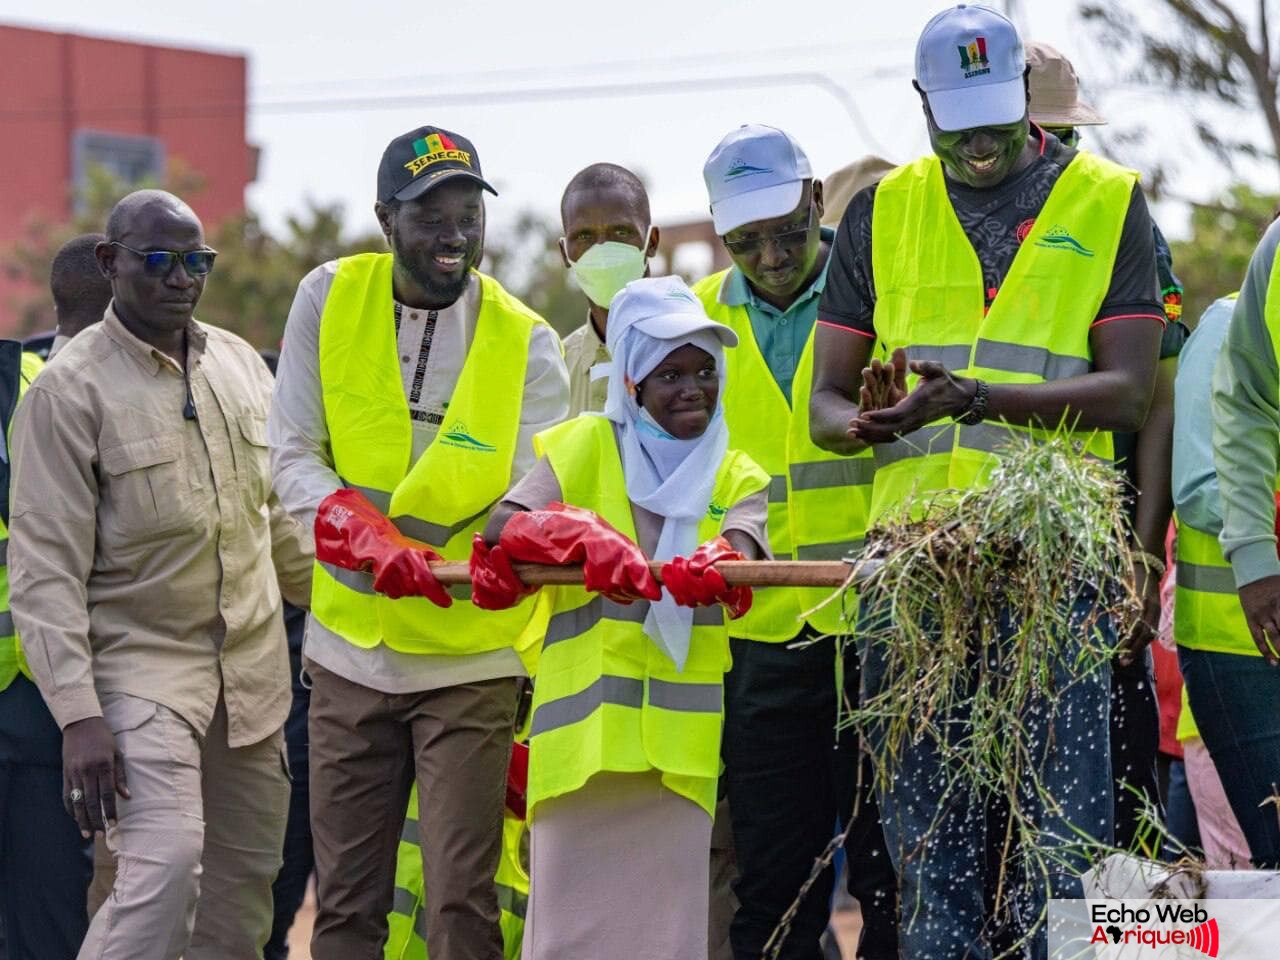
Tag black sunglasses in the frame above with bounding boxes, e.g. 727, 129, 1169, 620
722, 206, 816, 256
110, 241, 218, 277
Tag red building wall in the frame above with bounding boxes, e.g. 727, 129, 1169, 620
0, 24, 251, 334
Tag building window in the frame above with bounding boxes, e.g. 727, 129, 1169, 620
71, 129, 165, 197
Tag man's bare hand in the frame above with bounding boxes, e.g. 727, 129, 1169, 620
858, 348, 909, 415
1118, 560, 1160, 665
851, 359, 975, 444
1239, 574, 1280, 665
62, 716, 129, 838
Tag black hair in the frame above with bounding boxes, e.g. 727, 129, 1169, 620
560, 163, 650, 227
50, 232, 111, 320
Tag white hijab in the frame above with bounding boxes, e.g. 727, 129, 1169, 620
600, 277, 737, 670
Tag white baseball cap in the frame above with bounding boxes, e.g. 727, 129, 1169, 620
702, 124, 812, 236
606, 276, 738, 353
915, 4, 1027, 133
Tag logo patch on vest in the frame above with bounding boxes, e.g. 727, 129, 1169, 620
707, 502, 727, 520
440, 422, 496, 453
1034, 225, 1094, 258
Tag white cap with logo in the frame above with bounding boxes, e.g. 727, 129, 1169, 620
702, 124, 812, 236
915, 4, 1027, 133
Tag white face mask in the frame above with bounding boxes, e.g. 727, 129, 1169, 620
565, 231, 653, 308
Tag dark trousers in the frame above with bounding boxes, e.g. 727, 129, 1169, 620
265, 605, 314, 960
1179, 647, 1280, 867
0, 675, 92, 960
723, 629, 898, 960
1110, 651, 1163, 849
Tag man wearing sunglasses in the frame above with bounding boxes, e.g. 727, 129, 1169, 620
691, 124, 897, 960
7, 189, 314, 960
810, 5, 1166, 955
269, 127, 568, 960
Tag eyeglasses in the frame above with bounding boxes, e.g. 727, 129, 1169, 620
110, 241, 218, 277
722, 207, 815, 256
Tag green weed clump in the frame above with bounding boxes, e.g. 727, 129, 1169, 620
845, 433, 1140, 955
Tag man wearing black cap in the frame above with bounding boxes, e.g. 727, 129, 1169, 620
269, 127, 568, 959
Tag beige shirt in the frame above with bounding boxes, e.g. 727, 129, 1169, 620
9, 307, 313, 747
562, 318, 610, 418
268, 263, 569, 694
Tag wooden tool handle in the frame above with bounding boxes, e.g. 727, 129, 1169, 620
427, 559, 868, 588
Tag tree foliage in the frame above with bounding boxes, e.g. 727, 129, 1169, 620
1170, 181, 1277, 322
1080, 0, 1280, 191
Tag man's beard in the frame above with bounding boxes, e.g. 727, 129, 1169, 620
411, 259, 471, 305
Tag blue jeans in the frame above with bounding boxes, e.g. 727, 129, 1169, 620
1178, 647, 1280, 867
860, 595, 1114, 960
0, 676, 93, 960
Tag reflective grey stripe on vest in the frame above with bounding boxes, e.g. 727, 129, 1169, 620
873, 423, 956, 467
767, 475, 789, 502
1177, 561, 1237, 595
544, 598, 724, 650
497, 881, 528, 919
401, 815, 419, 845
648, 678, 722, 713
956, 422, 1020, 455
393, 500, 496, 549
795, 539, 865, 562
973, 339, 1089, 382
531, 675, 644, 736
0, 610, 15, 638
0, 538, 8, 565
906, 344, 971, 370
393, 885, 418, 917
319, 561, 376, 595
342, 479, 494, 548
346, 482, 392, 513
789, 458, 876, 492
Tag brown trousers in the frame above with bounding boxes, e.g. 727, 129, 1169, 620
306, 660, 517, 960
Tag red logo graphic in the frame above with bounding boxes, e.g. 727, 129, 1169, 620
1187, 918, 1219, 956
1016, 218, 1036, 243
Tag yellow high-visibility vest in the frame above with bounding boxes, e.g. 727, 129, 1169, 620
525, 414, 769, 818
0, 351, 45, 691
1174, 523, 1255, 656
693, 272, 872, 637
309, 253, 543, 658
867, 151, 1134, 519
385, 783, 528, 960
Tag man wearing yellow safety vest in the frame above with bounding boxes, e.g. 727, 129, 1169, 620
810, 6, 1164, 955
1, 233, 104, 960
1202, 215, 1280, 869
268, 126, 568, 960
694, 124, 896, 960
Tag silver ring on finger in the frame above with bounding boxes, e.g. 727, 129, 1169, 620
69, 787, 85, 804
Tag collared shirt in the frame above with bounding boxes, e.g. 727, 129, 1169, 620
9, 307, 314, 747
1172, 296, 1236, 536
1212, 219, 1280, 587
721, 227, 834, 400
268, 263, 569, 695
562, 314, 611, 417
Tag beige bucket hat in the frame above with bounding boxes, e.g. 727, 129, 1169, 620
1026, 41, 1106, 127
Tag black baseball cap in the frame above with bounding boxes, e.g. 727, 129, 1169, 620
377, 126, 498, 204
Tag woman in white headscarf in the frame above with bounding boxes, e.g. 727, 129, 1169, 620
472, 276, 771, 960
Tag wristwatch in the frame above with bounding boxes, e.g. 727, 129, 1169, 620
954, 379, 989, 425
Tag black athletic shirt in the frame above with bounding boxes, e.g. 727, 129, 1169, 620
818, 128, 1165, 338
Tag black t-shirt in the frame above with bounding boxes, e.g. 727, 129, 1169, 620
819, 130, 1165, 335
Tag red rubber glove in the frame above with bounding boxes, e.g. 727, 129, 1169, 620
499, 503, 661, 604
506, 741, 529, 820
314, 488, 452, 606
470, 534, 536, 610
661, 536, 753, 619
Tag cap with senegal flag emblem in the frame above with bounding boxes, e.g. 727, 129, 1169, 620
377, 125, 498, 203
